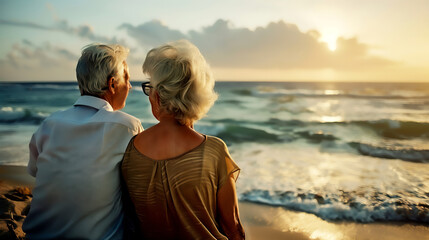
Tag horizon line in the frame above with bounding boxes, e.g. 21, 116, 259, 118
1, 80, 428, 84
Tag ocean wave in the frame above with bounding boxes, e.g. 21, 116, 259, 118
28, 83, 79, 91
206, 118, 429, 162
210, 118, 261, 125
253, 87, 429, 99
353, 120, 429, 139
216, 125, 280, 144
0, 107, 46, 125
349, 142, 429, 163
208, 118, 429, 145
208, 121, 339, 145
266, 118, 429, 140
295, 131, 338, 143
240, 189, 429, 223
266, 118, 307, 127
232, 89, 254, 96
218, 99, 243, 105
131, 86, 143, 92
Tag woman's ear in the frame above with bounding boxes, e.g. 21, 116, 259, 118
154, 91, 160, 105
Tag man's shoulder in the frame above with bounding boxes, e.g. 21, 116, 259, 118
40, 108, 71, 123
42, 106, 142, 132
99, 110, 142, 130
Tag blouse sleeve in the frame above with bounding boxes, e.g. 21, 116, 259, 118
218, 140, 240, 189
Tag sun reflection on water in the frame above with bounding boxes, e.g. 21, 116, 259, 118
310, 230, 341, 240
324, 89, 341, 95
320, 115, 343, 123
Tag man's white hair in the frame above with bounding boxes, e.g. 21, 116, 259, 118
76, 43, 129, 96
143, 40, 218, 125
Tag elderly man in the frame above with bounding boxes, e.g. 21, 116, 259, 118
23, 44, 143, 239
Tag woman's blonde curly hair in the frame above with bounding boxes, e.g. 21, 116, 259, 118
143, 40, 218, 125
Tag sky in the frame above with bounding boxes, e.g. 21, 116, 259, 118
0, 0, 428, 82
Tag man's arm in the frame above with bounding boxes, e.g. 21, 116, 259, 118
28, 133, 39, 177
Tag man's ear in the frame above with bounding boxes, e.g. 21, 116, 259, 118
107, 77, 116, 94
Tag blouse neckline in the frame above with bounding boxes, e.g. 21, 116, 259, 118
131, 135, 208, 161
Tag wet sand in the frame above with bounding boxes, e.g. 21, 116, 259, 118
239, 202, 429, 240
0, 165, 428, 240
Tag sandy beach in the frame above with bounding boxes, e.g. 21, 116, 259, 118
0, 166, 33, 239
0, 165, 428, 240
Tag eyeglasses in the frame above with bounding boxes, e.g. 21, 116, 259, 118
141, 81, 153, 96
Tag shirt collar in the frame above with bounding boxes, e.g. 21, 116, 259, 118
73, 95, 114, 111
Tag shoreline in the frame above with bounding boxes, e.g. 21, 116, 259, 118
1, 165, 428, 240
0, 165, 35, 187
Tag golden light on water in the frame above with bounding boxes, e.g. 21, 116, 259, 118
308, 100, 344, 123
324, 90, 341, 95
320, 115, 343, 123
240, 201, 429, 240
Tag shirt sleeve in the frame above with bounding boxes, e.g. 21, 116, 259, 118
218, 140, 240, 189
28, 131, 39, 177
131, 120, 144, 136
137, 122, 144, 134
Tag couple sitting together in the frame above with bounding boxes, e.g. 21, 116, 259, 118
23, 40, 245, 240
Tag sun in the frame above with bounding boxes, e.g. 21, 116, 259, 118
320, 31, 338, 51
326, 39, 337, 51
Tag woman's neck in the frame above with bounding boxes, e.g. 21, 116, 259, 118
157, 114, 193, 129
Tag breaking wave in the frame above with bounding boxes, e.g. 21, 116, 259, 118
0, 107, 46, 125
240, 189, 429, 223
349, 142, 429, 163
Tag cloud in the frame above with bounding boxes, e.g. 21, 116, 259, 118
121, 19, 395, 70
0, 19, 52, 30
330, 37, 395, 69
54, 19, 122, 44
119, 20, 186, 46
0, 17, 398, 81
0, 40, 78, 81
0, 18, 121, 44
191, 20, 329, 68
12, 40, 79, 65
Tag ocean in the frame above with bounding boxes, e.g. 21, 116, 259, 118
1, 81, 428, 224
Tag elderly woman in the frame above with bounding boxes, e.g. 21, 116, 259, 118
121, 40, 245, 240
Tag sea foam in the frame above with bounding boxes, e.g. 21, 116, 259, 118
240, 189, 429, 223
0, 107, 46, 124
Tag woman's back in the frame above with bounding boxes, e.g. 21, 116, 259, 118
132, 122, 205, 160
122, 135, 239, 240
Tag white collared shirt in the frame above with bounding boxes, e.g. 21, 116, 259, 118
23, 95, 143, 240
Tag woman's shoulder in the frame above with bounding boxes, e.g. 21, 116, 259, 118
134, 125, 156, 142
123, 135, 138, 156
205, 135, 228, 150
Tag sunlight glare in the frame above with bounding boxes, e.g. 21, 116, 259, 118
324, 90, 341, 95
320, 115, 343, 123
320, 30, 338, 52
327, 40, 337, 51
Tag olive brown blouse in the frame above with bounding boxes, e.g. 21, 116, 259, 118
121, 135, 240, 239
